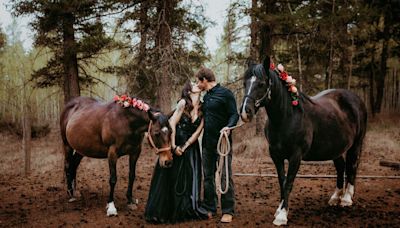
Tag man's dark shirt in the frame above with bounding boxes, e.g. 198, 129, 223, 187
202, 84, 239, 150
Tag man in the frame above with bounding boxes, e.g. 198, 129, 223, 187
195, 67, 239, 223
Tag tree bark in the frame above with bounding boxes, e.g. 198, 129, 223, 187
21, 89, 31, 176
250, 0, 258, 61
326, 0, 335, 89
369, 56, 376, 116
288, 3, 303, 91
257, 0, 275, 136
156, 0, 174, 112
373, 15, 389, 114
62, 11, 80, 104
347, 35, 354, 90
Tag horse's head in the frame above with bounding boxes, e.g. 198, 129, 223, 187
240, 57, 272, 122
147, 111, 173, 168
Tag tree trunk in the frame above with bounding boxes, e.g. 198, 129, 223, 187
369, 58, 376, 116
257, 0, 275, 136
21, 90, 31, 176
62, 12, 80, 104
347, 35, 354, 90
250, 0, 258, 61
373, 16, 389, 114
156, 0, 174, 112
288, 3, 303, 91
326, 0, 335, 89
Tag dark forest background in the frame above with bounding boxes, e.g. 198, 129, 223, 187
1, 1, 399, 169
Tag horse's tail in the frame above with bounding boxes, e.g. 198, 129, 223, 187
60, 98, 82, 146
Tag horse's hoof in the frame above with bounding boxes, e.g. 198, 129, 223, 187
273, 217, 288, 226
127, 203, 138, 211
328, 188, 342, 206
340, 198, 353, 207
68, 197, 77, 203
106, 202, 118, 216
340, 192, 353, 207
273, 209, 288, 226
328, 197, 339, 206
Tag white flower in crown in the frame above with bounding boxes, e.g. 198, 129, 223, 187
286, 76, 293, 84
277, 64, 285, 72
123, 100, 130, 108
291, 78, 296, 85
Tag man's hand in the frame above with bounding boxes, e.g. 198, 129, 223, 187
220, 127, 231, 136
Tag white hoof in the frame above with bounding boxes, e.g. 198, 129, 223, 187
340, 184, 354, 207
68, 197, 77, 203
340, 194, 353, 207
328, 188, 343, 206
106, 202, 118, 216
273, 208, 288, 226
274, 200, 284, 217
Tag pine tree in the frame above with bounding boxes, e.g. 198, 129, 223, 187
12, 0, 126, 104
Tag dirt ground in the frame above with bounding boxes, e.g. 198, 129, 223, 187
0, 115, 399, 227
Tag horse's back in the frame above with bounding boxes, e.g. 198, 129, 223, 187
311, 89, 367, 122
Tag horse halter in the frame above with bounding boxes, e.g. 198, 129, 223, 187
244, 65, 272, 108
147, 120, 171, 154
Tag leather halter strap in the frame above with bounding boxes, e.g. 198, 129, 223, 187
147, 120, 171, 154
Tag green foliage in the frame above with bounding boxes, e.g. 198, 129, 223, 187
11, 0, 124, 90
113, 0, 211, 101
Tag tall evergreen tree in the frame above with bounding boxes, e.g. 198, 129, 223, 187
115, 0, 210, 109
12, 0, 128, 103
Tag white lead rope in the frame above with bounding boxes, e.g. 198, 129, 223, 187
215, 121, 244, 194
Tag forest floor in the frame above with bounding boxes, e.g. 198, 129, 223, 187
0, 115, 399, 227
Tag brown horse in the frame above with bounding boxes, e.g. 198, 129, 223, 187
60, 96, 173, 216
240, 58, 367, 226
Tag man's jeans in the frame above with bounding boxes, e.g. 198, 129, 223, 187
201, 147, 235, 215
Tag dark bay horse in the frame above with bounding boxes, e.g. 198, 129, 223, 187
240, 58, 367, 226
60, 96, 173, 216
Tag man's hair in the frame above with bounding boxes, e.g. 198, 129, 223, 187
195, 67, 215, 82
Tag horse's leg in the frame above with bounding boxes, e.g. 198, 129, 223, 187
67, 152, 83, 202
126, 147, 141, 210
273, 152, 301, 226
341, 141, 363, 207
329, 157, 345, 206
106, 145, 118, 216
271, 155, 285, 217
64, 144, 79, 201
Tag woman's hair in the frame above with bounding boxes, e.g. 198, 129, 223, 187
195, 66, 215, 82
180, 80, 202, 117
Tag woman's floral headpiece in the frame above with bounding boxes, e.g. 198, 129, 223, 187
270, 63, 299, 106
113, 95, 150, 112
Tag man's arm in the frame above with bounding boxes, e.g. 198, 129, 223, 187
221, 90, 239, 135
226, 90, 239, 128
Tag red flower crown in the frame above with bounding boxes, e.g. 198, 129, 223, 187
113, 95, 150, 112
270, 63, 299, 106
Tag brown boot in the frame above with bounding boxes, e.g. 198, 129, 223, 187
221, 214, 233, 223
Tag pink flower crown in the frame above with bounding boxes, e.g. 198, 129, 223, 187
270, 63, 299, 106
113, 95, 150, 112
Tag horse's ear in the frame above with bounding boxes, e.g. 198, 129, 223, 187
246, 57, 256, 68
262, 56, 270, 72
148, 110, 160, 121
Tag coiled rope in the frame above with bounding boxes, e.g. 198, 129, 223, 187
216, 121, 244, 194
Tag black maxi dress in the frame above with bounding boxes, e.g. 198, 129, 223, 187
145, 113, 208, 224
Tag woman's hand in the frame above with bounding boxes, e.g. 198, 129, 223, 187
175, 146, 184, 156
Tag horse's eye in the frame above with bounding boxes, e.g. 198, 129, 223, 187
258, 82, 265, 88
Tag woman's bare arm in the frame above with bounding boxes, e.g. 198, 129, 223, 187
169, 99, 186, 150
182, 118, 204, 152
